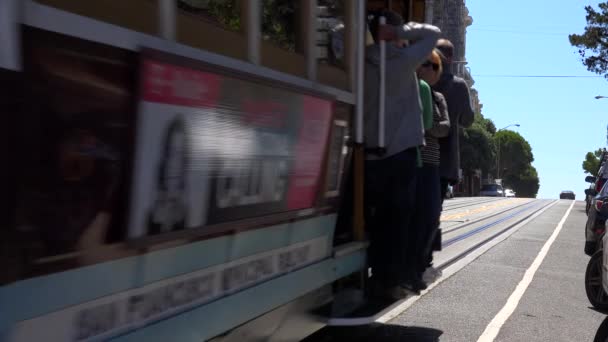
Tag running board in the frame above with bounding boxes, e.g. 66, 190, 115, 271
314, 289, 409, 326
315, 241, 408, 326
328, 296, 410, 326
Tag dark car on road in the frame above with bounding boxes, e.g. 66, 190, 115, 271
585, 184, 608, 256
559, 191, 576, 200
479, 184, 505, 197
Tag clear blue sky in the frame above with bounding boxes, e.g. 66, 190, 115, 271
466, 0, 607, 199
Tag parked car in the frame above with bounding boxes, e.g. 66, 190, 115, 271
479, 184, 505, 197
585, 247, 608, 311
585, 183, 608, 256
586, 176, 597, 215
504, 189, 516, 197
593, 316, 608, 342
559, 191, 575, 200
584, 227, 608, 311
590, 162, 608, 208
587, 172, 608, 214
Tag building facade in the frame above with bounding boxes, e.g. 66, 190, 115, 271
426, 0, 484, 195
427, 0, 481, 113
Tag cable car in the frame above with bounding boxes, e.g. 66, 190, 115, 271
1, 0, 431, 340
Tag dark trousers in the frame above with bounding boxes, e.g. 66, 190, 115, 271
440, 178, 450, 205
434, 177, 454, 252
412, 164, 442, 277
365, 148, 418, 288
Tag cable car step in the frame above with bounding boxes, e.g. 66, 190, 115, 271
314, 289, 407, 326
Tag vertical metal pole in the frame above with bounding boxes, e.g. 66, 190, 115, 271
378, 16, 386, 149
158, 0, 176, 41
344, 0, 356, 91
304, 0, 318, 81
425, 0, 434, 24
353, 0, 366, 242
408, 0, 414, 21
246, 0, 261, 65
0, 0, 22, 71
355, 0, 365, 144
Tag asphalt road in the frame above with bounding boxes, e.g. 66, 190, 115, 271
306, 198, 606, 341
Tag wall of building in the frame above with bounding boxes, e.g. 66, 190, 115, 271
427, 0, 485, 195
430, 0, 470, 77
428, 0, 481, 114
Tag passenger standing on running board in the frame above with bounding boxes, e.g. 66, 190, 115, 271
413, 49, 451, 290
364, 10, 440, 299
432, 39, 475, 258
434, 39, 475, 200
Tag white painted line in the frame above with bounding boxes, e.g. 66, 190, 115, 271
476, 200, 575, 342
376, 199, 559, 324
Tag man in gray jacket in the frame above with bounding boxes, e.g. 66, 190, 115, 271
434, 39, 475, 200
364, 11, 440, 297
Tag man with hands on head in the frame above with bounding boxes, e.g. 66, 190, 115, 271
364, 10, 441, 299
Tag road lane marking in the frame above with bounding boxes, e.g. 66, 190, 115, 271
476, 200, 575, 342
376, 199, 559, 324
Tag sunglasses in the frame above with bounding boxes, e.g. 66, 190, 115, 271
422, 61, 440, 71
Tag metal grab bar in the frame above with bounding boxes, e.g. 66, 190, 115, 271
355, 0, 365, 144
378, 16, 386, 150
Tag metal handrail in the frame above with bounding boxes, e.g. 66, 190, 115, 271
378, 16, 386, 149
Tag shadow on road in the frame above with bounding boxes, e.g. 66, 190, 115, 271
589, 306, 608, 315
594, 316, 608, 342
303, 324, 443, 341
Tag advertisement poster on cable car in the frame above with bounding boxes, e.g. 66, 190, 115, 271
127, 50, 333, 238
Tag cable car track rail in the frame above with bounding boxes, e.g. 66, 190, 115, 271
442, 197, 507, 212
441, 199, 538, 235
438, 200, 555, 270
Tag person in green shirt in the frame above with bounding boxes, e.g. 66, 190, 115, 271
417, 79, 433, 167
405, 49, 451, 293
419, 79, 434, 130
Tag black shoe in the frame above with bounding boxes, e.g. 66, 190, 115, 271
412, 279, 428, 291
368, 281, 408, 300
386, 286, 408, 300
399, 282, 421, 295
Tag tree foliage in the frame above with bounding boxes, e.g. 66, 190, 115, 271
494, 130, 538, 197
569, 2, 608, 77
582, 148, 604, 175
495, 130, 533, 178
460, 113, 496, 174
460, 113, 539, 198
507, 166, 540, 198
178, 0, 298, 51
476, 113, 496, 135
